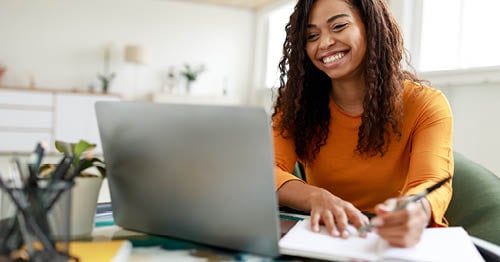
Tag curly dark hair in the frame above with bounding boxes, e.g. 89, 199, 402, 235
272, 0, 423, 163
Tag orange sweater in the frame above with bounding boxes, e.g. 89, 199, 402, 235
274, 81, 453, 227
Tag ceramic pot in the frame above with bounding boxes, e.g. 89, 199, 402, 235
49, 176, 103, 239
69, 176, 103, 239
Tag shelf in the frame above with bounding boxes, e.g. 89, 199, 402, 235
150, 92, 240, 106
0, 86, 121, 98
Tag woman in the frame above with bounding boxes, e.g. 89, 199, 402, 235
272, 0, 453, 247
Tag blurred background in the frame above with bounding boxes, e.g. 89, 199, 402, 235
1, 0, 499, 203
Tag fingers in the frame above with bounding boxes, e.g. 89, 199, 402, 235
374, 198, 398, 215
322, 210, 341, 237
375, 202, 426, 228
376, 218, 424, 247
310, 209, 342, 237
310, 204, 367, 238
373, 201, 427, 247
377, 224, 423, 247
308, 188, 368, 238
310, 210, 321, 233
346, 203, 370, 229
331, 207, 349, 237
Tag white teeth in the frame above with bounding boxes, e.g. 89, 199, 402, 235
322, 52, 345, 64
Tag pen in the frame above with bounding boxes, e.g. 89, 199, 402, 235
13, 158, 27, 187
358, 176, 451, 234
51, 156, 73, 182
27, 142, 46, 187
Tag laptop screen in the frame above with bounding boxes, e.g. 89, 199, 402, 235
95, 101, 281, 257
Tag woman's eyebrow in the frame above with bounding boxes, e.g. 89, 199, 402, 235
307, 13, 349, 28
326, 13, 349, 23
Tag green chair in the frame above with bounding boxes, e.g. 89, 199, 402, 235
445, 152, 500, 246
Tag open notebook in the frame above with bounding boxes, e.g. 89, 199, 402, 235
280, 218, 484, 262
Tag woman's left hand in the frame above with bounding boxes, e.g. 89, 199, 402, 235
371, 197, 431, 247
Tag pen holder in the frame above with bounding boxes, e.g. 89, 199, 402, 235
0, 180, 75, 261
0, 184, 19, 256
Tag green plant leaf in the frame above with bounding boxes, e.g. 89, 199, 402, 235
74, 140, 96, 158
89, 157, 105, 165
55, 140, 74, 156
52, 139, 106, 178
76, 158, 93, 174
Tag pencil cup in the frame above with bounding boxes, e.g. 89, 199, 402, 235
0, 185, 19, 256
45, 181, 73, 254
0, 180, 75, 261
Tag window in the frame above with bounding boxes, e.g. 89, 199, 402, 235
419, 0, 500, 71
264, 2, 294, 88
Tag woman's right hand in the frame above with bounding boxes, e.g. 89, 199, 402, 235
278, 180, 369, 238
308, 187, 369, 237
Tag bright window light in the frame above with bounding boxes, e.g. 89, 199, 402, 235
265, 2, 294, 88
420, 0, 500, 71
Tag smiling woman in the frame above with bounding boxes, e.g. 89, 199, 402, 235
272, 0, 454, 248
304, 3, 367, 84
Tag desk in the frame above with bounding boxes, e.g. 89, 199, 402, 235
90, 214, 313, 261
92, 226, 269, 261
90, 214, 499, 262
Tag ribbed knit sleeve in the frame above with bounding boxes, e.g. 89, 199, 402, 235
272, 127, 303, 189
401, 88, 454, 227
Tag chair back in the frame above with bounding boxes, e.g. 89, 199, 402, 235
445, 152, 500, 245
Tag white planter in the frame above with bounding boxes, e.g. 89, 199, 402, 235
69, 176, 103, 239
49, 176, 104, 239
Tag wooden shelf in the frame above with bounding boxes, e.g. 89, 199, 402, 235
150, 92, 240, 106
0, 86, 121, 98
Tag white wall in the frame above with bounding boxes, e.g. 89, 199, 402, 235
448, 82, 500, 177
0, 0, 256, 203
0, 0, 255, 100
422, 68, 500, 177
390, 0, 500, 176
248, 0, 292, 112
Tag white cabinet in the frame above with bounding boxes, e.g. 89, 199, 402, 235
53, 93, 120, 153
0, 89, 55, 152
0, 88, 120, 153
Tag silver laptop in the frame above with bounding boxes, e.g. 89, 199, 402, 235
95, 101, 281, 257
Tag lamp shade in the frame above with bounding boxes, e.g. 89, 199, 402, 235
124, 45, 147, 64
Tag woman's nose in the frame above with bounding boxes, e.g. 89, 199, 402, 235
319, 34, 335, 50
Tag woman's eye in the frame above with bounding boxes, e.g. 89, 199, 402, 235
307, 33, 319, 41
332, 23, 348, 31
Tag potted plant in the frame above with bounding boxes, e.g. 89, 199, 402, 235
97, 44, 116, 94
41, 139, 106, 239
179, 63, 205, 94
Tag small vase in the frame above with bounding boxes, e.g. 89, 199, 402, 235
186, 80, 193, 94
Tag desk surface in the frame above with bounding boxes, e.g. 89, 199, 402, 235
91, 214, 314, 262
90, 213, 499, 262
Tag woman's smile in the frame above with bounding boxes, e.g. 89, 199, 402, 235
320, 51, 348, 69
